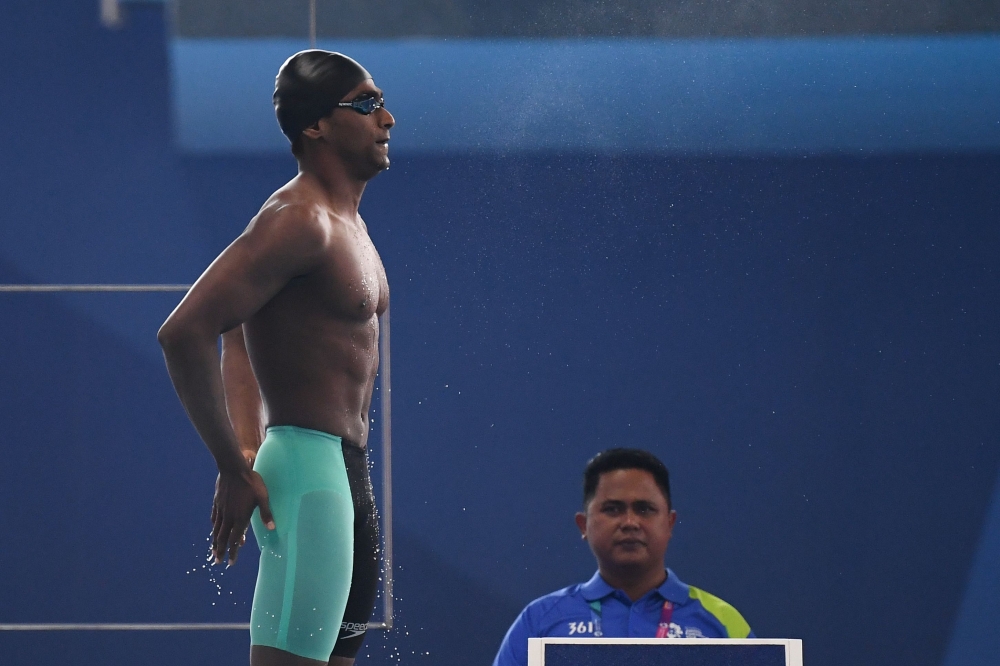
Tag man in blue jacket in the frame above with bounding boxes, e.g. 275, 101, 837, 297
493, 448, 754, 666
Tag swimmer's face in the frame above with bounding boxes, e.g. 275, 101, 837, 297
307, 79, 394, 179
575, 468, 677, 578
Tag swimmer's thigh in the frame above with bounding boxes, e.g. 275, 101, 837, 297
250, 428, 355, 662
330, 444, 381, 660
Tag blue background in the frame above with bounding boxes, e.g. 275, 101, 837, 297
1, 3, 998, 666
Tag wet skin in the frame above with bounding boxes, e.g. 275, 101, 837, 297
575, 469, 678, 602
158, 80, 393, 666
245, 79, 392, 445
240, 174, 389, 445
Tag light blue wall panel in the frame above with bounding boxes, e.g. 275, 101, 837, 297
171, 36, 1000, 155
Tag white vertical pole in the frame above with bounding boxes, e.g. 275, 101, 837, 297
378, 307, 394, 629
100, 0, 123, 28
309, 0, 317, 47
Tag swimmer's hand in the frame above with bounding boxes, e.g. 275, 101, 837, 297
210, 468, 275, 566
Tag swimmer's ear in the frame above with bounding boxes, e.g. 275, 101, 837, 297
300, 121, 325, 141
575, 511, 587, 539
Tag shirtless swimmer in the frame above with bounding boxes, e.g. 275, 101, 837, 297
158, 50, 393, 666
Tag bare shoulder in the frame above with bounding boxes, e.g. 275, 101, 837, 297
246, 184, 332, 249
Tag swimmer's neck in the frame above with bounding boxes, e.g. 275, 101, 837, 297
295, 150, 368, 216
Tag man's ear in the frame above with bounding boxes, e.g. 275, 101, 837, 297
300, 121, 323, 141
575, 511, 587, 539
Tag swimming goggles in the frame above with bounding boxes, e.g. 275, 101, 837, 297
337, 96, 386, 115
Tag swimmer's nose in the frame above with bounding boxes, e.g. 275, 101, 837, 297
380, 107, 395, 129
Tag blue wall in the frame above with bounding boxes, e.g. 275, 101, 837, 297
2, 3, 999, 666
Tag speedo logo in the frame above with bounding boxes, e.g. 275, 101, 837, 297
339, 622, 368, 639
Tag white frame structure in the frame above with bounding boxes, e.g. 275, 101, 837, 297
0, 284, 394, 633
528, 638, 804, 666
101, 0, 318, 47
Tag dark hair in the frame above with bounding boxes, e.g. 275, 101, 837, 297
583, 448, 672, 509
273, 50, 371, 153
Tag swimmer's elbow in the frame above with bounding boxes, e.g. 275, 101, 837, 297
157, 315, 208, 352
157, 317, 183, 350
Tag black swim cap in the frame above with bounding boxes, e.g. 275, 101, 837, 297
273, 50, 372, 144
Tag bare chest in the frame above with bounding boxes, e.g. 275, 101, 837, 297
311, 230, 388, 321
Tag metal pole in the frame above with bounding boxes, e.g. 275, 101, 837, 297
309, 0, 317, 48
379, 307, 394, 629
99, 0, 123, 29
0, 284, 190, 292
0, 623, 248, 631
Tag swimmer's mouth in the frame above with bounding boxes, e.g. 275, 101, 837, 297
376, 137, 390, 146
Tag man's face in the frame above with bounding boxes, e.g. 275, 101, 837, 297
319, 79, 394, 178
575, 469, 677, 576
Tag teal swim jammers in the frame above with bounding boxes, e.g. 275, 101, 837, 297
249, 426, 373, 661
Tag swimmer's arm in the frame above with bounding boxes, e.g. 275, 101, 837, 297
221, 326, 265, 464
158, 203, 327, 474
158, 204, 328, 562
